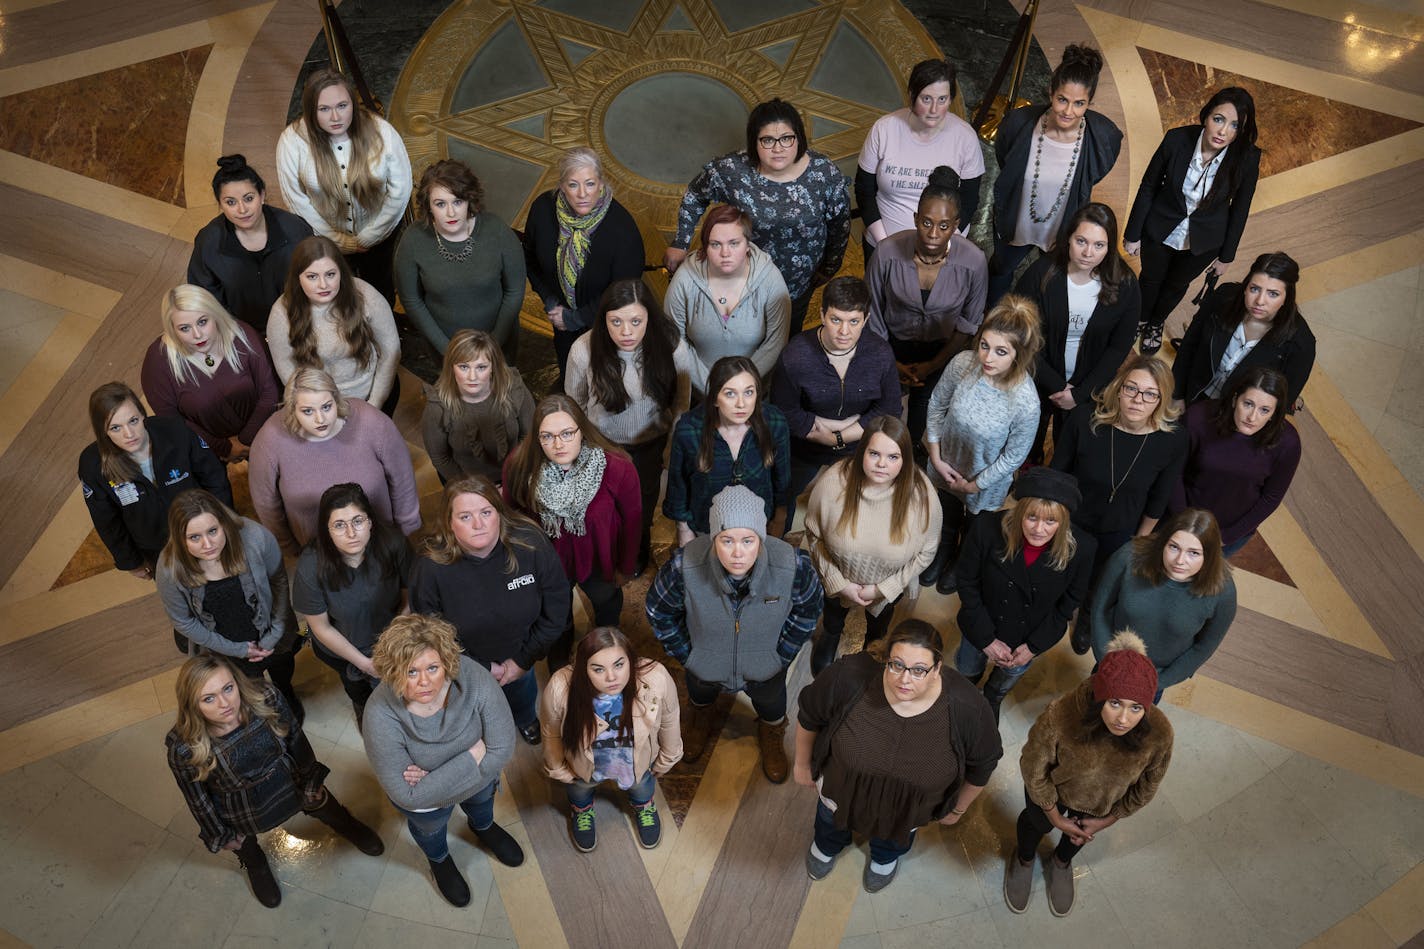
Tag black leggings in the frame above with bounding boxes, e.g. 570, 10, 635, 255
1016, 786, 1089, 864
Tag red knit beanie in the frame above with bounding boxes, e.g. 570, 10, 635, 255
1093, 630, 1158, 707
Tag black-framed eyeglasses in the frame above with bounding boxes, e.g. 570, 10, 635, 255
885, 658, 935, 679
757, 133, 798, 149
1121, 382, 1161, 404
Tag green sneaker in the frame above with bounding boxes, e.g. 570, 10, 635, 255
570, 803, 596, 852
632, 800, 661, 849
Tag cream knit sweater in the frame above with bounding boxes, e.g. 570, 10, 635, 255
801, 461, 942, 612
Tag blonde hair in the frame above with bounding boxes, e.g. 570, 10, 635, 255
371, 614, 464, 692
1091, 355, 1180, 434
161, 285, 253, 384
171, 655, 286, 780
280, 367, 351, 437
999, 496, 1076, 570
436, 329, 518, 418
973, 294, 1043, 390
421, 475, 538, 571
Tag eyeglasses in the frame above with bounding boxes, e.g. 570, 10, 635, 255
885, 658, 935, 680
1121, 382, 1161, 404
538, 428, 580, 445
757, 133, 798, 150
331, 515, 370, 534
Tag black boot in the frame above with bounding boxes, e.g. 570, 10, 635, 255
236, 835, 281, 908
919, 544, 952, 587
306, 788, 385, 856
429, 856, 471, 907
1069, 622, 1091, 656
811, 631, 841, 676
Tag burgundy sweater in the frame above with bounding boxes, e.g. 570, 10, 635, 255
140, 322, 280, 461
503, 449, 642, 584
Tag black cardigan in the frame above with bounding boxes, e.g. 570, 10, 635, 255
992, 106, 1122, 243
1123, 125, 1261, 264
1014, 255, 1140, 398
955, 512, 1096, 656
1048, 404, 1189, 534
796, 651, 1003, 816
186, 206, 313, 333
522, 192, 646, 333
1172, 283, 1317, 407
78, 416, 233, 571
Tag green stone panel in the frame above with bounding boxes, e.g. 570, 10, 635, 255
451, 18, 547, 113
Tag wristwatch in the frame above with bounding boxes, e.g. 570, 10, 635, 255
834, 430, 845, 449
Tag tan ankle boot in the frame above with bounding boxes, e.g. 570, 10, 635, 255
758, 718, 789, 783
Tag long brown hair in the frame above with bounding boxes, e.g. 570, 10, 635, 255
999, 496, 1076, 570
1213, 366, 1290, 450
88, 382, 146, 484
559, 626, 649, 754
281, 235, 375, 370
699, 356, 775, 472
833, 416, 930, 545
588, 280, 678, 415
171, 655, 287, 781
1131, 508, 1230, 597
298, 69, 387, 226
1046, 203, 1132, 305
159, 489, 250, 587
421, 475, 538, 572
435, 329, 519, 419
504, 395, 628, 517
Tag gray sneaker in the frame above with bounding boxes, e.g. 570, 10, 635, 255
862, 858, 898, 893
1004, 854, 1033, 913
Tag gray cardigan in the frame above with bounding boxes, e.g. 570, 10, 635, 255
155, 518, 292, 656
362, 655, 517, 811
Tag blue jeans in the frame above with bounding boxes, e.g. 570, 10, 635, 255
393, 778, 499, 862
501, 670, 539, 730
1222, 533, 1251, 558
813, 799, 915, 865
565, 769, 656, 808
954, 636, 1032, 704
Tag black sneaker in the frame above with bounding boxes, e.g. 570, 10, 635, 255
570, 804, 596, 852
518, 721, 542, 745
428, 856, 470, 907
472, 821, 525, 867
631, 800, 661, 849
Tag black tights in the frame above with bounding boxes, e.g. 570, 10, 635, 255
1015, 786, 1087, 864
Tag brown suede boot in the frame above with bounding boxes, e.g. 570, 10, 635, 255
682, 702, 715, 761
758, 718, 789, 783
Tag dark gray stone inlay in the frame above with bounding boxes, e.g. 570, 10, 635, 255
603, 73, 748, 183
809, 21, 901, 111
452, 18, 548, 114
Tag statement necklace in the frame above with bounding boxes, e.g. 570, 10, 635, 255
914, 249, 948, 266
1108, 426, 1149, 504
435, 218, 476, 262
1028, 115, 1084, 224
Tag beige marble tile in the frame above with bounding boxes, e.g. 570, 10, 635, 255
128, 842, 253, 945
1364, 862, 1424, 943
1311, 322, 1405, 434
220, 879, 369, 947
61, 712, 188, 830
0, 570, 153, 647
0, 677, 162, 775
1154, 707, 1276, 823
0, 755, 72, 847
1375, 412, 1424, 498
1188, 770, 1378, 945
78, 831, 193, 949
368, 830, 494, 936
1309, 265, 1424, 351
0, 290, 65, 393
861, 822, 986, 932
878, 906, 1002, 948
1302, 909, 1398, 949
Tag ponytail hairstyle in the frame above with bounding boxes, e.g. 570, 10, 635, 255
281, 235, 375, 370
972, 294, 1043, 389
866, 618, 944, 666
210, 153, 266, 200
1198, 87, 1259, 209
588, 279, 679, 416
1047, 203, 1132, 305
1050, 44, 1105, 100
298, 69, 387, 226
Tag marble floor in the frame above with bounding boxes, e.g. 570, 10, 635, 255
0, 0, 1423, 946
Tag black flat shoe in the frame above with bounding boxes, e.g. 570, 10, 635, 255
429, 856, 470, 907
473, 821, 525, 867
518, 721, 542, 745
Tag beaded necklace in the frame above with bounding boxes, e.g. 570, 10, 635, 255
1028, 115, 1084, 224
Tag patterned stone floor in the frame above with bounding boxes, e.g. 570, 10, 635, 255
0, 0, 1422, 946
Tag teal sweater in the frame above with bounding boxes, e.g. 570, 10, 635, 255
1088, 543, 1237, 689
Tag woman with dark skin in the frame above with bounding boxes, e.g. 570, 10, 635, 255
1125, 87, 1261, 354
1171, 251, 1316, 412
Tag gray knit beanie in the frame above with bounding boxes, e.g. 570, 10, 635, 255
708, 485, 767, 542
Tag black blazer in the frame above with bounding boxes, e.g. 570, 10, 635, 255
992, 106, 1122, 243
956, 512, 1096, 655
78, 416, 233, 571
1172, 283, 1316, 408
1124, 125, 1260, 264
1015, 255, 1140, 398
522, 192, 645, 333
187, 206, 313, 334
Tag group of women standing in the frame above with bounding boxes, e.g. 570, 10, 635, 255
59, 39, 1329, 919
